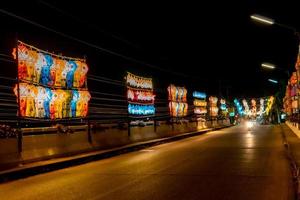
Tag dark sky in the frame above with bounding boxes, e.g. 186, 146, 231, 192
1, 0, 300, 100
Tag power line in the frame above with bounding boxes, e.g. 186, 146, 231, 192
38, 0, 140, 49
0, 8, 192, 79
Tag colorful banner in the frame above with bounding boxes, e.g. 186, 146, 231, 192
194, 107, 207, 114
193, 91, 206, 99
209, 96, 218, 117
234, 99, 243, 115
193, 99, 207, 107
126, 72, 153, 89
128, 104, 155, 115
127, 89, 155, 103
168, 84, 188, 117
14, 41, 88, 89
169, 102, 188, 117
13, 83, 90, 119
168, 85, 187, 102
126, 72, 155, 116
193, 91, 207, 117
265, 96, 274, 115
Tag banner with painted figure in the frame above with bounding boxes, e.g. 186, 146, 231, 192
168, 84, 187, 102
126, 72, 155, 116
13, 83, 91, 119
168, 84, 188, 117
14, 41, 88, 89
169, 102, 188, 117
209, 96, 218, 117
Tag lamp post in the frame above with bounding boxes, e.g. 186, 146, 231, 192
261, 62, 290, 77
252, 14, 300, 127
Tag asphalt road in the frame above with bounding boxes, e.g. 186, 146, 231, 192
0, 124, 294, 200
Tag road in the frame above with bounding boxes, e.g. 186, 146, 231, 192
0, 124, 294, 200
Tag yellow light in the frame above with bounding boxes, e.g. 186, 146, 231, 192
250, 14, 274, 25
261, 63, 275, 69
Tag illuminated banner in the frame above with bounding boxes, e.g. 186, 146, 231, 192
258, 98, 265, 116
127, 89, 155, 103
13, 40, 90, 119
265, 96, 274, 115
250, 99, 257, 116
220, 99, 227, 110
193, 91, 206, 99
126, 72, 153, 89
193, 91, 207, 116
242, 99, 250, 115
13, 83, 90, 119
14, 41, 88, 89
290, 72, 297, 86
128, 104, 155, 115
194, 107, 207, 114
169, 102, 188, 117
193, 99, 207, 107
168, 84, 188, 117
126, 72, 155, 116
168, 85, 187, 102
209, 96, 218, 117
209, 107, 219, 117
292, 100, 298, 109
291, 86, 297, 97
234, 99, 243, 115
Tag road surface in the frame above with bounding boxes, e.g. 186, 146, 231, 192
0, 124, 294, 200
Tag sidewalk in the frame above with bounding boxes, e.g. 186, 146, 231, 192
281, 122, 300, 199
0, 125, 231, 183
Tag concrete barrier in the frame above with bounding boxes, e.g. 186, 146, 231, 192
0, 120, 231, 170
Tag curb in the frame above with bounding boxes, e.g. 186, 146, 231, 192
0, 125, 232, 183
280, 124, 300, 200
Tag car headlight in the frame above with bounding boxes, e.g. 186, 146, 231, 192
246, 121, 253, 128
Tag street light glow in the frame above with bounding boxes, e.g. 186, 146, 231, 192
250, 14, 274, 25
261, 63, 275, 69
268, 79, 278, 84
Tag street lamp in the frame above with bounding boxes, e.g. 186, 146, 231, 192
261, 62, 290, 77
261, 63, 275, 69
250, 14, 274, 25
252, 13, 299, 126
268, 79, 278, 84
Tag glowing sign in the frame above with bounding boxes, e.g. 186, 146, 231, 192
194, 107, 207, 114
126, 72, 155, 116
242, 99, 250, 115
15, 41, 88, 89
194, 99, 207, 107
258, 98, 265, 116
13, 83, 90, 119
128, 104, 155, 115
290, 72, 297, 85
265, 96, 274, 115
126, 72, 153, 89
193, 91, 206, 99
127, 89, 155, 103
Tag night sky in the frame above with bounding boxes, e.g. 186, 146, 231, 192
1, 0, 300, 100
